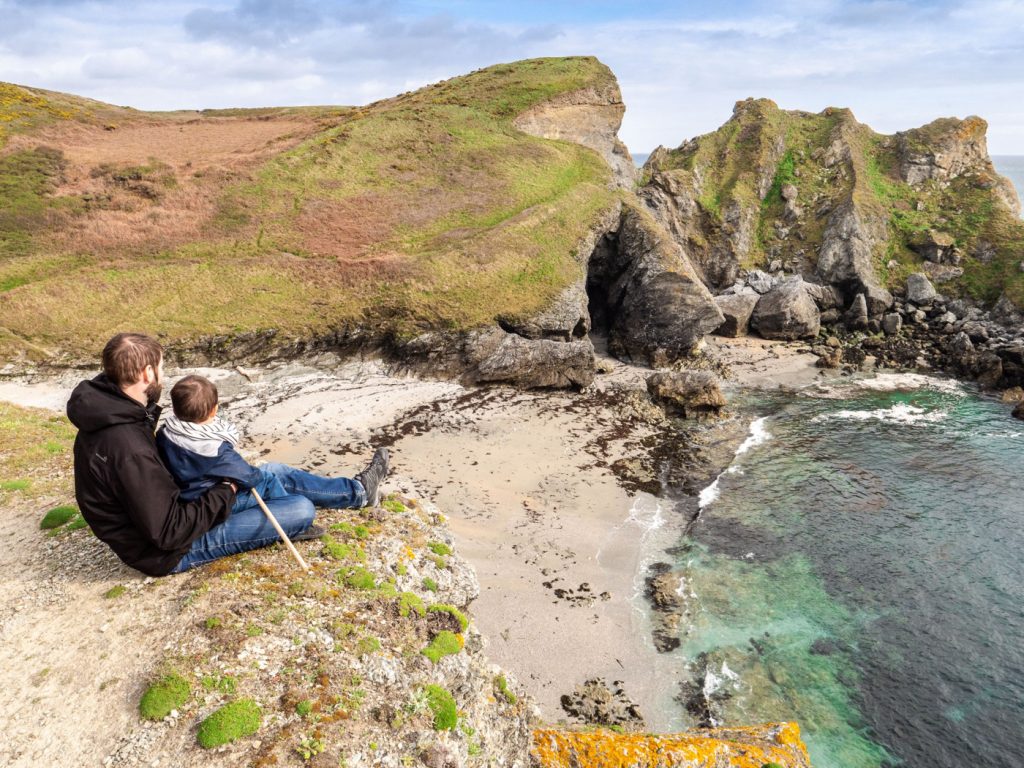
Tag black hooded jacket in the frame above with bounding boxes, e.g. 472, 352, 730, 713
66, 374, 235, 576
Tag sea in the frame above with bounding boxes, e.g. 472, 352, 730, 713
661, 374, 1024, 768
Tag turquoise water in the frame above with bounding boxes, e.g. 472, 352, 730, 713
678, 375, 1024, 767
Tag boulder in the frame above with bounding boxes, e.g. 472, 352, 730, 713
906, 273, 937, 305
713, 292, 759, 337
751, 277, 821, 340
844, 293, 869, 330
646, 370, 727, 418
463, 328, 595, 388
882, 313, 903, 336
746, 269, 776, 294
503, 283, 590, 341
1013, 400, 1024, 421
910, 230, 958, 264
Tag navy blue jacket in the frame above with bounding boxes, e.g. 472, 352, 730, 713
156, 430, 263, 501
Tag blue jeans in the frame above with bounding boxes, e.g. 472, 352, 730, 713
171, 462, 366, 573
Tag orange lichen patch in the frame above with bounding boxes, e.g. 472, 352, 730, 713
530, 723, 811, 768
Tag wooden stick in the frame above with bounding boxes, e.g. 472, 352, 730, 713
251, 488, 311, 572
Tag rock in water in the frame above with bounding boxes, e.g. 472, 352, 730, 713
751, 277, 821, 340
713, 292, 759, 337
906, 273, 937, 305
646, 371, 727, 418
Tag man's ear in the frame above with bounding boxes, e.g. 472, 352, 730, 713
142, 364, 156, 384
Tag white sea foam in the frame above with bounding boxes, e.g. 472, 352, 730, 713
703, 661, 741, 698
807, 372, 966, 400
815, 402, 947, 425
624, 495, 665, 534
698, 417, 772, 510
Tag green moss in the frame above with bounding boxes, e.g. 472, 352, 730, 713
376, 580, 399, 599
356, 635, 381, 656
204, 616, 222, 629
3, 479, 30, 491
103, 585, 126, 599
427, 540, 452, 557
39, 505, 76, 529
320, 535, 352, 561
295, 699, 313, 717
399, 591, 426, 618
421, 630, 462, 664
339, 566, 377, 590
139, 673, 189, 720
422, 577, 438, 593
381, 498, 407, 514
495, 674, 516, 705
64, 515, 89, 532
427, 603, 468, 631
196, 699, 262, 748
423, 684, 458, 731
200, 674, 237, 695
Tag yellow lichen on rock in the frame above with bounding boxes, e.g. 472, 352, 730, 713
530, 722, 811, 768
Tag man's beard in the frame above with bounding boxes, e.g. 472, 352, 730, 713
145, 380, 162, 405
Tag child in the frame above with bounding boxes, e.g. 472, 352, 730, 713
157, 375, 386, 516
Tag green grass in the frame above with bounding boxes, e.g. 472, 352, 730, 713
196, 699, 262, 748
495, 674, 517, 705
104, 585, 126, 599
0, 403, 76, 500
426, 540, 452, 557
139, 673, 190, 720
422, 577, 438, 593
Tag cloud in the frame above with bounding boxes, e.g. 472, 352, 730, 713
0, 0, 1021, 152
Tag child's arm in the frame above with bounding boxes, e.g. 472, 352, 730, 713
205, 443, 264, 489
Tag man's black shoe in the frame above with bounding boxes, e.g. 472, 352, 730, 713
292, 524, 325, 543
354, 447, 390, 507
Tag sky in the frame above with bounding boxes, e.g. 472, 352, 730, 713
1, 0, 1023, 153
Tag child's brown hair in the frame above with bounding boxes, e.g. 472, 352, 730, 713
170, 375, 218, 423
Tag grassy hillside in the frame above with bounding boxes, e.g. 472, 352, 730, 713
0, 57, 617, 362
648, 99, 1024, 305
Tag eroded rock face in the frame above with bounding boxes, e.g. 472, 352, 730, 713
503, 283, 590, 341
558, 678, 644, 729
817, 199, 894, 316
751, 277, 822, 340
646, 371, 727, 418
513, 81, 636, 189
591, 204, 724, 365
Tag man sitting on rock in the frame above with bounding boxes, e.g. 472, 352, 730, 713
66, 332, 390, 576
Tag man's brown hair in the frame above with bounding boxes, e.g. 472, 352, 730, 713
102, 333, 163, 387
170, 375, 219, 423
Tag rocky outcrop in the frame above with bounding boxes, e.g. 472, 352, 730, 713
905, 273, 937, 305
531, 722, 812, 768
588, 204, 724, 365
713, 291, 759, 336
646, 371, 727, 418
751, 277, 821, 340
463, 328, 596, 388
513, 81, 636, 189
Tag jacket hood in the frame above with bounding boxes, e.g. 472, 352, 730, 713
67, 374, 161, 433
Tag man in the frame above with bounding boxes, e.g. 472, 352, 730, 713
67, 332, 389, 576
